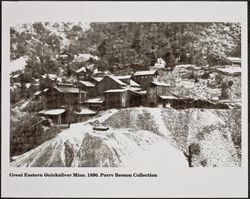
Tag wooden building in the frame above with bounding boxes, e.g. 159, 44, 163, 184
115, 75, 132, 85
78, 80, 96, 97
146, 80, 171, 107
75, 66, 87, 79
45, 85, 86, 109
90, 76, 104, 85
81, 96, 105, 111
74, 107, 97, 122
95, 75, 127, 96
104, 89, 144, 109
38, 109, 66, 125
132, 70, 158, 89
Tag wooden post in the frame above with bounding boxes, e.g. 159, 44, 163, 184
58, 114, 61, 125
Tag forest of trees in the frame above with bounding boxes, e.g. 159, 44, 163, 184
11, 22, 241, 75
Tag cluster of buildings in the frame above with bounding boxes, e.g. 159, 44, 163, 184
34, 66, 177, 124
11, 55, 241, 125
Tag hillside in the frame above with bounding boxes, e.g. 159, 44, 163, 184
10, 107, 241, 167
10, 22, 240, 73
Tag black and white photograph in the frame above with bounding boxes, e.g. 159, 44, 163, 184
2, 1, 248, 198
9, 21, 242, 167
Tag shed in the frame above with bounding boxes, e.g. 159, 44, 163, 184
45, 85, 86, 109
78, 80, 96, 97
115, 75, 132, 84
90, 77, 104, 85
74, 107, 97, 122
38, 109, 66, 124
132, 70, 158, 89
104, 88, 144, 109
95, 75, 127, 96
158, 95, 178, 107
82, 96, 105, 111
146, 80, 171, 106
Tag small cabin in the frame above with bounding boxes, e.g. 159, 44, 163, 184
81, 96, 105, 111
38, 109, 66, 125
132, 70, 158, 89
74, 107, 97, 122
104, 89, 144, 109
146, 80, 171, 107
95, 75, 127, 96
44, 85, 86, 109
78, 80, 96, 97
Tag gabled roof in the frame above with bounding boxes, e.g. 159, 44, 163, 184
53, 86, 86, 94
91, 77, 104, 82
79, 81, 95, 87
108, 75, 127, 86
129, 79, 140, 87
133, 70, 158, 76
76, 66, 86, 73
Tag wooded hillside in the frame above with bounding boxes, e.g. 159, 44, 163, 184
11, 22, 241, 74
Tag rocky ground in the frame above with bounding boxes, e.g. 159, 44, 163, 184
10, 107, 241, 167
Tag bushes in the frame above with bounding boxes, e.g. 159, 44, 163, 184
10, 113, 62, 157
220, 79, 234, 100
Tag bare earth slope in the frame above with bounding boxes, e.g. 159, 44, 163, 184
10, 107, 241, 167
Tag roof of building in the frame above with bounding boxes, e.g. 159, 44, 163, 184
43, 88, 49, 92
125, 86, 142, 91
53, 86, 86, 94
129, 79, 141, 87
104, 88, 127, 93
135, 90, 147, 95
34, 91, 42, 96
76, 66, 86, 73
83, 96, 105, 104
133, 70, 157, 76
91, 77, 104, 82
151, 81, 170, 87
39, 109, 65, 115
108, 75, 127, 86
215, 66, 241, 75
158, 95, 178, 100
57, 83, 74, 87
115, 75, 132, 80
75, 108, 96, 115
227, 57, 241, 63
79, 81, 95, 87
